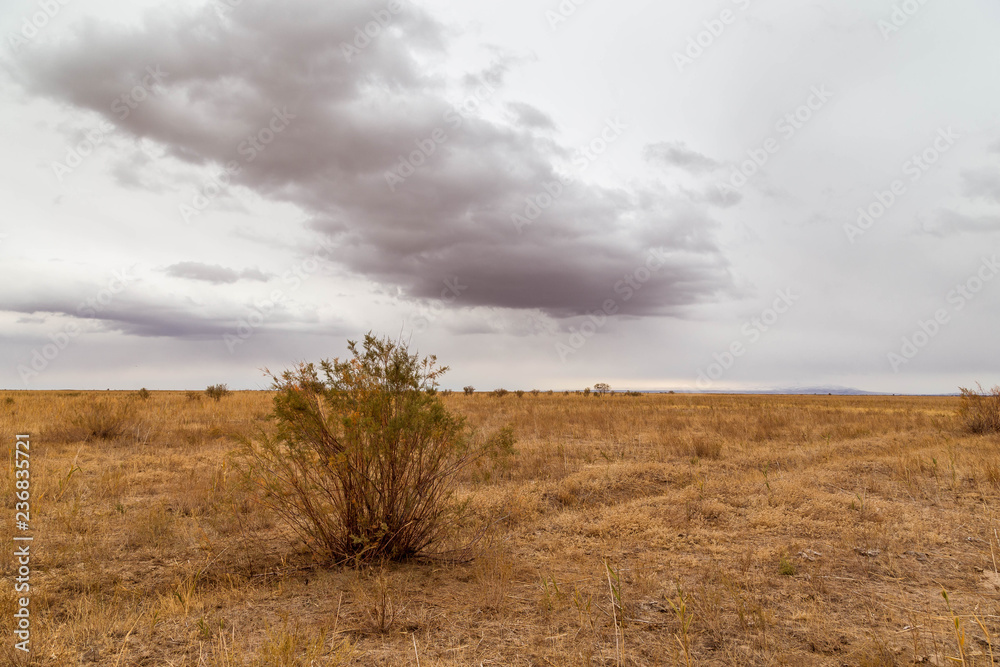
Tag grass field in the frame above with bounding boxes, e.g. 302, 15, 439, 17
3, 390, 1000, 665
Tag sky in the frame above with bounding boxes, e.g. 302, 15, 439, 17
1, 0, 999, 393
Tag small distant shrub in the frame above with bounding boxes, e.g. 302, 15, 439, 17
205, 384, 231, 401
625, 391, 642, 397
583, 387, 591, 396
463, 386, 475, 396
958, 384, 1000, 434
73, 397, 137, 441
515, 390, 525, 398
136, 388, 152, 401
778, 553, 797, 576
530, 389, 540, 396
4, 397, 13, 406
185, 391, 202, 402
491, 388, 509, 398
547, 390, 553, 395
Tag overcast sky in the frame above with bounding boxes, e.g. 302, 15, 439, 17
2, 0, 999, 393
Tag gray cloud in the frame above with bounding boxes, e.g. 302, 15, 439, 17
164, 262, 270, 284
962, 169, 1000, 203
644, 141, 720, 173
921, 210, 1000, 237
507, 102, 556, 130
9, 0, 732, 320
2, 290, 333, 339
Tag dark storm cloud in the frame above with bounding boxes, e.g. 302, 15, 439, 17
643, 141, 720, 173
9, 0, 732, 319
164, 262, 270, 284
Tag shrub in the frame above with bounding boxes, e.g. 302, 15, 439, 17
463, 386, 475, 396
515, 390, 525, 398
958, 384, 1000, 434
72, 396, 137, 441
185, 391, 202, 402
583, 387, 591, 396
531, 389, 540, 396
241, 333, 513, 564
205, 384, 231, 401
491, 388, 509, 398
136, 387, 152, 401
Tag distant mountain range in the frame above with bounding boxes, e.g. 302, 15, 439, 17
633, 386, 960, 396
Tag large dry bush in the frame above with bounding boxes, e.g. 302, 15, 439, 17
241, 333, 512, 564
958, 383, 1000, 433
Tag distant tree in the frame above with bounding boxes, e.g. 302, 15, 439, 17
463, 386, 475, 396
593, 383, 611, 396
583, 387, 591, 396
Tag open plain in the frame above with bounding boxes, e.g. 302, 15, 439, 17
3, 390, 1000, 665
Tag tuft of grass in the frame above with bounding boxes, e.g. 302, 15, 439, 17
958, 384, 1000, 434
72, 396, 137, 441
778, 553, 797, 576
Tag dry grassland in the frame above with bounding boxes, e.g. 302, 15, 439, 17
3, 390, 1000, 665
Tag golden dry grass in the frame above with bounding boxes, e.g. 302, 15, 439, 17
2, 390, 1000, 665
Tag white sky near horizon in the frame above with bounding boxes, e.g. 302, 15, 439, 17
1, 0, 999, 393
